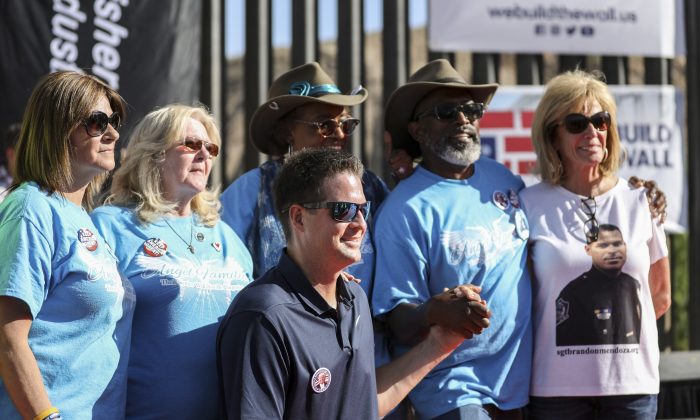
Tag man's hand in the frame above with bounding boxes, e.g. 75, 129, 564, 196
384, 131, 415, 181
426, 324, 467, 354
628, 176, 667, 223
423, 285, 491, 339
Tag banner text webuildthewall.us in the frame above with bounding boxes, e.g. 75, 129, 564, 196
50, 0, 129, 89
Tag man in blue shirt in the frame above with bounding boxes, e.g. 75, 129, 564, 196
216, 148, 490, 419
372, 59, 533, 419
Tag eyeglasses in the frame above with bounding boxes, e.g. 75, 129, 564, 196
181, 136, 219, 157
561, 111, 611, 134
295, 118, 361, 138
301, 201, 371, 222
414, 102, 484, 121
82, 111, 121, 137
581, 196, 599, 244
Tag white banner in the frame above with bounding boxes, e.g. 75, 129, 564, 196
480, 86, 686, 232
429, 0, 678, 57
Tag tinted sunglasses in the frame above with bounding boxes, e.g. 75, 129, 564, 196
415, 102, 484, 121
82, 111, 121, 137
295, 118, 361, 138
581, 196, 599, 244
301, 201, 371, 222
562, 111, 611, 134
181, 136, 219, 157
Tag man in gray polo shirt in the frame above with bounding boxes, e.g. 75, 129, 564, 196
216, 148, 490, 419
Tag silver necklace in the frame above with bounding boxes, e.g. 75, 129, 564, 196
164, 217, 195, 254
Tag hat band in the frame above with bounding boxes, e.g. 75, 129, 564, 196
289, 81, 341, 97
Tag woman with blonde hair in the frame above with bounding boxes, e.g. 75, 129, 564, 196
0, 71, 134, 419
91, 104, 253, 418
520, 69, 670, 419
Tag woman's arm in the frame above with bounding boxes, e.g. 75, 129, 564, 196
0, 296, 53, 418
648, 257, 671, 319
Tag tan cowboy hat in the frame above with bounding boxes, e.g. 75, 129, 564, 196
249, 62, 368, 155
385, 59, 499, 158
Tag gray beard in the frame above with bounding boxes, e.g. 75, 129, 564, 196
429, 135, 482, 167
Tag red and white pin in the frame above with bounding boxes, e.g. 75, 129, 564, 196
77, 228, 98, 251
143, 238, 167, 257
212, 242, 222, 252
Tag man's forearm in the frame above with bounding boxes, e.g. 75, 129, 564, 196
386, 303, 431, 346
375, 325, 462, 418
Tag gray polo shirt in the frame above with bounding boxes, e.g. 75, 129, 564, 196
217, 250, 378, 419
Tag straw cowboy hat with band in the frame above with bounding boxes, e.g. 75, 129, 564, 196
249, 62, 368, 156
385, 59, 499, 158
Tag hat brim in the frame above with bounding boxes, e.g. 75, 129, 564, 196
250, 89, 368, 156
385, 82, 498, 158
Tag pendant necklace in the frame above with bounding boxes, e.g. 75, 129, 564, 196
164, 216, 195, 254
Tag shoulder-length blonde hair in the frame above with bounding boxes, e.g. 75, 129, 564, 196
13, 71, 126, 210
106, 104, 222, 226
530, 69, 621, 185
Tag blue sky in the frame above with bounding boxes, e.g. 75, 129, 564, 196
225, 0, 428, 58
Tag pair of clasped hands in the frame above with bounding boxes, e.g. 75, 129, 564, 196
427, 284, 491, 340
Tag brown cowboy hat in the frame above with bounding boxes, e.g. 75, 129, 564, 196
249, 62, 368, 155
385, 59, 499, 158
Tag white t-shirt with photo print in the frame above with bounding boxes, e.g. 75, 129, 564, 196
520, 178, 667, 397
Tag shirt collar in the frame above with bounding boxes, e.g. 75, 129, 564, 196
277, 249, 356, 316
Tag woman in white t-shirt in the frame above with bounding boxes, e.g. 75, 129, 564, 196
520, 69, 670, 420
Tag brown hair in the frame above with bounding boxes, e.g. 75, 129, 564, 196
13, 71, 126, 210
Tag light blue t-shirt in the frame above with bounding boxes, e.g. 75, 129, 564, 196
0, 182, 135, 419
371, 160, 533, 419
91, 205, 253, 419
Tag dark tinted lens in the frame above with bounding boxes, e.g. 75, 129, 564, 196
183, 138, 203, 151
317, 120, 337, 137
434, 104, 459, 120
84, 112, 121, 137
589, 111, 611, 131
108, 112, 121, 131
84, 112, 109, 136
340, 119, 360, 136
206, 142, 220, 157
564, 112, 611, 134
563, 114, 590, 134
434, 103, 484, 120
183, 138, 219, 157
332, 202, 357, 222
330, 201, 371, 222
358, 202, 371, 219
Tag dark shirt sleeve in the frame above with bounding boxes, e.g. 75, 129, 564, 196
217, 310, 290, 420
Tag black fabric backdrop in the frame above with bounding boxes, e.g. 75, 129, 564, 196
0, 0, 201, 149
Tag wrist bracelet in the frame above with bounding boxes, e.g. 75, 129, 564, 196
32, 407, 61, 420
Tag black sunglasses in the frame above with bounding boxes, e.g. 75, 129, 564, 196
562, 111, 611, 134
301, 201, 371, 222
415, 102, 484, 121
581, 196, 599, 244
82, 111, 121, 137
295, 118, 361, 138
181, 136, 219, 157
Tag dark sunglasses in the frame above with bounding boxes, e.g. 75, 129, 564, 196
295, 118, 360, 138
415, 102, 484, 121
562, 111, 611, 134
581, 196, 599, 244
82, 111, 121, 137
301, 201, 371, 222
181, 136, 219, 157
